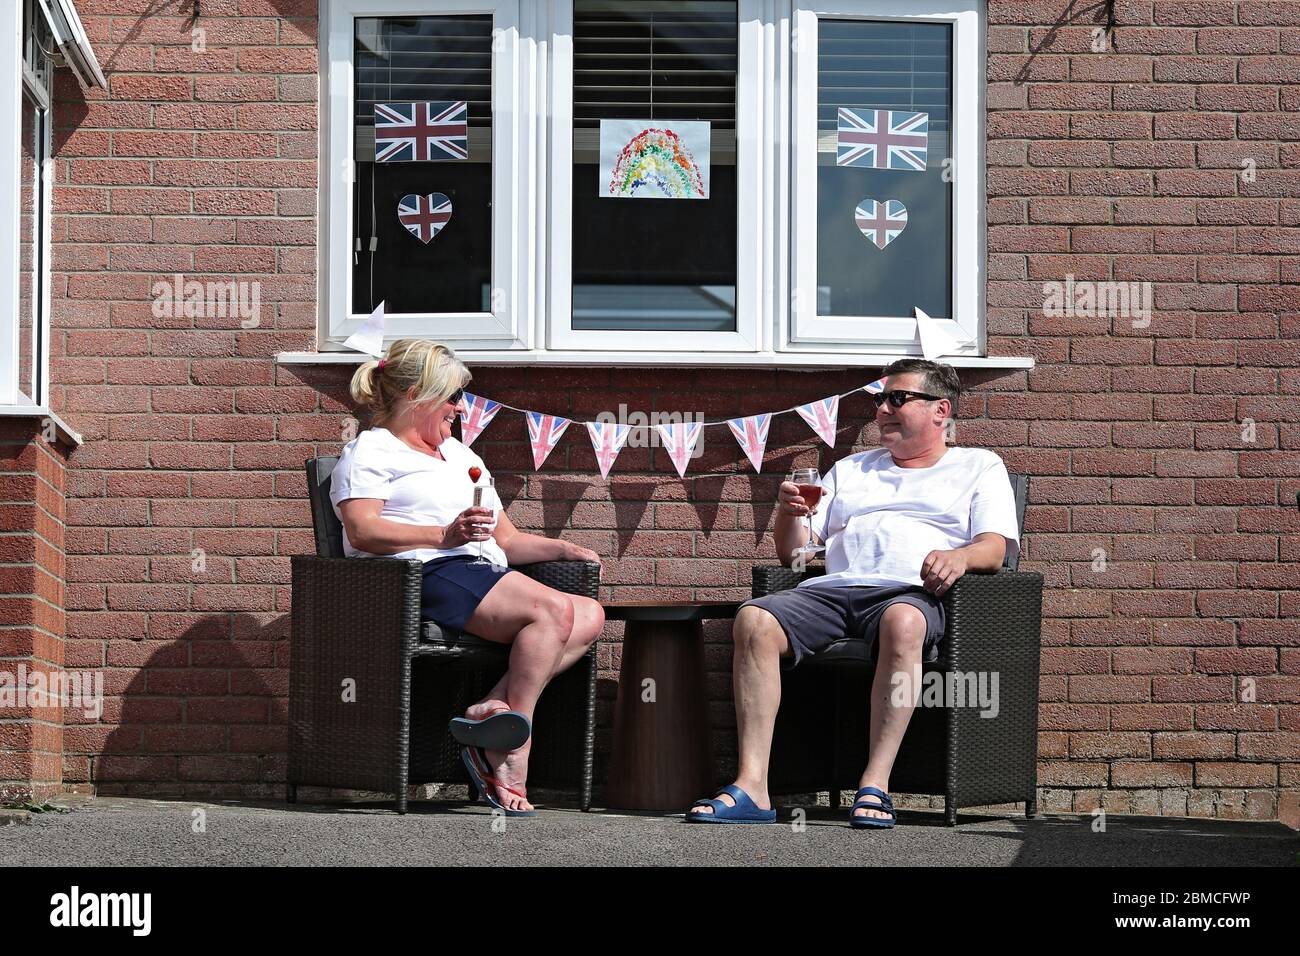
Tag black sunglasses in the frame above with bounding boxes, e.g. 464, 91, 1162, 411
870, 389, 944, 410
444, 388, 465, 406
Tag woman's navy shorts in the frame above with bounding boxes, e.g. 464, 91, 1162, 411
420, 556, 513, 632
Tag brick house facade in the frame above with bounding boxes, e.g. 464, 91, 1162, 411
1, 0, 1297, 823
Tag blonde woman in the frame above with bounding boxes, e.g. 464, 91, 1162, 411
330, 340, 604, 816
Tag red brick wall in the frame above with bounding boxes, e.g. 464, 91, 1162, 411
42, 0, 1299, 820
0, 422, 68, 802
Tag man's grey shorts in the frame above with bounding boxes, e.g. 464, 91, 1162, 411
741, 584, 946, 670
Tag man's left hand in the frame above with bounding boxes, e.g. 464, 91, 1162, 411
920, 548, 968, 596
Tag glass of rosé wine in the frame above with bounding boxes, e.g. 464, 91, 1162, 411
789, 468, 824, 556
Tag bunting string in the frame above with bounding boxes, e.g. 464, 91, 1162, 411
472, 381, 883, 429
459, 378, 886, 475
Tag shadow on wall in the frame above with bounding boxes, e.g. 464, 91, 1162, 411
84, 613, 288, 800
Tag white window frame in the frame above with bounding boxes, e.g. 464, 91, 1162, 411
305, 0, 1014, 368
321, 0, 533, 350
0, 1, 53, 411
788, 0, 984, 355
546, 0, 764, 353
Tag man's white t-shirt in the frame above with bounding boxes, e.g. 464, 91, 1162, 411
329, 427, 507, 567
804, 446, 1019, 590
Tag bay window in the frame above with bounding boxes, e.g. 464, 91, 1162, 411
315, 0, 1000, 367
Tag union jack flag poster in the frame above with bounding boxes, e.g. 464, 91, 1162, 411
458, 392, 501, 447
374, 101, 469, 162
397, 193, 453, 244
855, 198, 908, 250
655, 421, 704, 478
836, 108, 929, 171
795, 396, 840, 448
725, 414, 771, 474
526, 412, 571, 470
586, 421, 631, 479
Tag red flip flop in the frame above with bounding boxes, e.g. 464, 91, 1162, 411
461, 747, 536, 817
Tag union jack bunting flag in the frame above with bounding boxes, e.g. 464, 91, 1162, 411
655, 421, 704, 479
726, 414, 771, 474
795, 396, 840, 448
855, 199, 909, 250
397, 193, 453, 244
863, 378, 886, 394
526, 412, 571, 470
836, 108, 929, 171
458, 392, 501, 447
586, 421, 631, 480
374, 101, 469, 162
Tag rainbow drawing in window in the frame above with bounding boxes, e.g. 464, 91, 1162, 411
598, 120, 711, 200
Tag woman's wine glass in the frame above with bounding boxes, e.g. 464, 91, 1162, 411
470, 476, 496, 565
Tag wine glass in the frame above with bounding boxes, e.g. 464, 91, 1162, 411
789, 468, 824, 556
470, 476, 496, 565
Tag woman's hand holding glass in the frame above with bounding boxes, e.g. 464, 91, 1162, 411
443, 507, 496, 549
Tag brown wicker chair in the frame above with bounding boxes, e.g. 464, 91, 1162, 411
752, 473, 1042, 826
287, 456, 599, 813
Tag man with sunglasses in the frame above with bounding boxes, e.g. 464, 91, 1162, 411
688, 359, 1020, 827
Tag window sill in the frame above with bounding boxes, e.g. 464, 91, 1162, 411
277, 350, 1035, 371
0, 407, 84, 447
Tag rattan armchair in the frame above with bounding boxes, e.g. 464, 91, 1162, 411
753, 474, 1043, 826
287, 456, 599, 813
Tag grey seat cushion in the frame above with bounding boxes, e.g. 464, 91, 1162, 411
420, 621, 497, 647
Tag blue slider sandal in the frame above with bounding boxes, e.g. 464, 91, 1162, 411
849, 786, 896, 829
686, 784, 777, 824
449, 709, 531, 752
461, 746, 537, 817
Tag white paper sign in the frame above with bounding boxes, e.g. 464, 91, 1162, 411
598, 119, 711, 199
344, 300, 387, 357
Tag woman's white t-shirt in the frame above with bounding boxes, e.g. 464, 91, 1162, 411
805, 446, 1020, 590
329, 427, 508, 567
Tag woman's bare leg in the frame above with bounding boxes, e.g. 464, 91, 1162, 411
459, 573, 579, 811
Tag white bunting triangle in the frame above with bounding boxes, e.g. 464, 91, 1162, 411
655, 421, 704, 478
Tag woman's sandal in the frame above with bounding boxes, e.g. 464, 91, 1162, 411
461, 746, 537, 817
449, 708, 531, 752
686, 784, 777, 824
849, 786, 897, 829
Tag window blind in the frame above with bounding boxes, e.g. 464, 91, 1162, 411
353, 15, 493, 162
574, 0, 736, 162
817, 19, 952, 164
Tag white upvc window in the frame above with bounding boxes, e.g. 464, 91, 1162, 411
789, 0, 984, 355
545, 0, 764, 353
322, 0, 530, 350
311, 0, 1009, 368
1, 0, 102, 417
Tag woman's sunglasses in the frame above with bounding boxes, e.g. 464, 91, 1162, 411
444, 388, 465, 406
870, 389, 944, 410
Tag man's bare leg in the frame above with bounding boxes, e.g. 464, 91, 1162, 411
854, 603, 927, 821
689, 605, 791, 815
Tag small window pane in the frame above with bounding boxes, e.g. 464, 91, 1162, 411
18, 94, 42, 403
572, 0, 738, 332
816, 19, 952, 318
23, 0, 54, 91
352, 16, 492, 315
